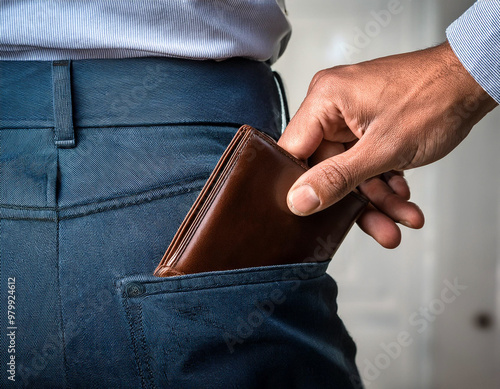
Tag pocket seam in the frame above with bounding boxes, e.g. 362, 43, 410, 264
118, 261, 331, 297
58, 175, 207, 220
122, 298, 158, 389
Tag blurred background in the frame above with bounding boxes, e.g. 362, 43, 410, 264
273, 1, 500, 388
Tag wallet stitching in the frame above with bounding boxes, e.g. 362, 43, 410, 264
156, 129, 250, 270
162, 131, 254, 270
157, 128, 249, 270
252, 129, 309, 170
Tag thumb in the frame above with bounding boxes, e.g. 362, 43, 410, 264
287, 136, 391, 215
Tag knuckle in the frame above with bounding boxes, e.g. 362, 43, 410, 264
316, 161, 354, 198
381, 192, 401, 211
309, 69, 336, 93
310, 69, 327, 87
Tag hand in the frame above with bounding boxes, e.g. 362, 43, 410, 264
278, 42, 498, 248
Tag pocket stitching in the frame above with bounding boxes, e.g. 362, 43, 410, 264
122, 298, 158, 389
120, 261, 330, 297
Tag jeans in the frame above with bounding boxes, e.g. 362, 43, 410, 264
0, 57, 362, 388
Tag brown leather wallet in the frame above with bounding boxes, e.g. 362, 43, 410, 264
153, 125, 368, 277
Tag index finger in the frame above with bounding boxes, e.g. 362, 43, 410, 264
277, 82, 353, 160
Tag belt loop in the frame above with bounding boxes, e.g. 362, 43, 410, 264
52, 60, 75, 148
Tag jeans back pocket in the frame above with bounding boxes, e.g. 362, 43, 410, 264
117, 261, 361, 389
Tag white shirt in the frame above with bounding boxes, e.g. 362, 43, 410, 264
0, 0, 291, 63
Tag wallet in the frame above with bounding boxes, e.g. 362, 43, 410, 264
153, 125, 368, 277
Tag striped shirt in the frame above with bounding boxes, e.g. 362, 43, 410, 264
447, 0, 500, 103
0, 0, 291, 64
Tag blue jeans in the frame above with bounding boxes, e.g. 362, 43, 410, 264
0, 58, 362, 388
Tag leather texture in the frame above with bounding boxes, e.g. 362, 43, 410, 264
154, 125, 368, 277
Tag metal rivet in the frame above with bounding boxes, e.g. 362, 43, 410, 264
126, 282, 145, 297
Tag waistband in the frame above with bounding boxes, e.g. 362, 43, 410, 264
0, 57, 287, 136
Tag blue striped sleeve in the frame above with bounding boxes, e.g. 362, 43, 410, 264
446, 0, 500, 103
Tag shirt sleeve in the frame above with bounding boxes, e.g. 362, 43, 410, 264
446, 0, 500, 103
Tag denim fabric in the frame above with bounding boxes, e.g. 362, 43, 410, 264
0, 57, 361, 388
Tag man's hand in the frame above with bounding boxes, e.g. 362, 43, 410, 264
278, 42, 498, 248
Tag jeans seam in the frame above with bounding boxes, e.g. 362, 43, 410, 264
135, 271, 329, 298
123, 300, 158, 389
0, 130, 2, 298
0, 216, 57, 221
74, 121, 243, 131
55, 206, 70, 388
138, 304, 157, 389
59, 184, 204, 220
0, 121, 242, 131
58, 173, 209, 210
123, 301, 149, 389
0, 173, 208, 211
0, 179, 207, 221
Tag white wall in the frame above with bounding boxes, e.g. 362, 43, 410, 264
273, 1, 500, 388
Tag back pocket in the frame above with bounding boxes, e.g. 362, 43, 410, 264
116, 261, 361, 389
